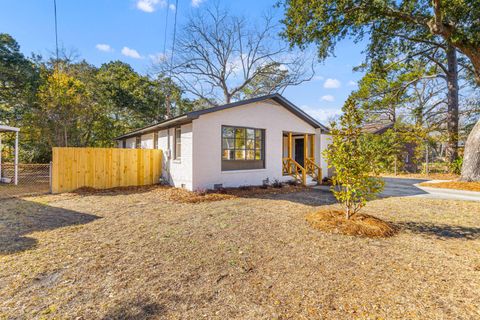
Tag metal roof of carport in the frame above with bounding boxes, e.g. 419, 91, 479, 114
115, 93, 330, 140
0, 125, 20, 132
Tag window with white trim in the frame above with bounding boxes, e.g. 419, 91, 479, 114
174, 127, 181, 160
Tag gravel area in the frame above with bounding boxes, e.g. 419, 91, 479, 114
1, 187, 479, 319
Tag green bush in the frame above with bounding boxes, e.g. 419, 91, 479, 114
323, 99, 385, 219
450, 157, 463, 175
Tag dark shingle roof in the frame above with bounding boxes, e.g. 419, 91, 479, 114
116, 94, 329, 139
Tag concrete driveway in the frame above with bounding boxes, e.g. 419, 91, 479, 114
382, 177, 480, 201
315, 178, 480, 202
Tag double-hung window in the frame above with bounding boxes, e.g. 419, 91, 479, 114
221, 126, 265, 170
174, 127, 181, 160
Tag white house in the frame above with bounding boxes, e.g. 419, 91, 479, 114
116, 94, 331, 191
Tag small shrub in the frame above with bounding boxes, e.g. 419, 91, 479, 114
272, 179, 283, 188
321, 177, 332, 186
286, 179, 299, 186
450, 157, 463, 175
239, 185, 252, 191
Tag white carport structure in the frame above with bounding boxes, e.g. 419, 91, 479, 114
0, 125, 20, 185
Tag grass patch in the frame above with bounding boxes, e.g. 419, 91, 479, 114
166, 188, 237, 203
419, 181, 480, 192
2, 190, 480, 318
306, 209, 398, 238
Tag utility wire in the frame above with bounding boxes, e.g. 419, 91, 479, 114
53, 0, 59, 66
162, 0, 170, 57
169, 0, 179, 69
165, 0, 179, 119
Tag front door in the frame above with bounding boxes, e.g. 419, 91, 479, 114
294, 138, 304, 167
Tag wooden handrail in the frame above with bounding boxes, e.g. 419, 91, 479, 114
282, 157, 307, 185
305, 157, 322, 182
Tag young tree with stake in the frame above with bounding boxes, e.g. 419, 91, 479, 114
324, 99, 385, 219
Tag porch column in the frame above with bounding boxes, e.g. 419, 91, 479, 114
304, 134, 308, 167
288, 132, 292, 174
310, 135, 315, 160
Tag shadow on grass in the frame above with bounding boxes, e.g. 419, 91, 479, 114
101, 297, 165, 320
0, 198, 99, 255
250, 188, 337, 207
398, 221, 480, 240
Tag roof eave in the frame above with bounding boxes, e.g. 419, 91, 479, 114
114, 114, 194, 140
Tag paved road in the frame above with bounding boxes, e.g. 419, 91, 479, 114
315, 178, 480, 202
383, 177, 480, 201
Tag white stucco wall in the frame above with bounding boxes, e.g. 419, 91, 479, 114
157, 124, 193, 190
191, 100, 318, 191
316, 129, 332, 179
140, 133, 154, 149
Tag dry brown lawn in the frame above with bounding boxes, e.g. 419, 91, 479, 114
1, 186, 480, 319
420, 181, 480, 192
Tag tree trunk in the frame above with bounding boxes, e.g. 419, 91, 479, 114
445, 45, 459, 163
460, 119, 480, 181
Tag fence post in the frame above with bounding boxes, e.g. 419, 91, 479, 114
0, 132, 2, 179
49, 161, 53, 194
425, 144, 429, 176
14, 131, 19, 185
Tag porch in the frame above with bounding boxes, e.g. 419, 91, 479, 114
282, 132, 322, 186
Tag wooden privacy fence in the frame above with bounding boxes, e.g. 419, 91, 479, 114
51, 147, 162, 193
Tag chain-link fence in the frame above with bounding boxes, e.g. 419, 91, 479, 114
387, 142, 461, 178
0, 163, 51, 199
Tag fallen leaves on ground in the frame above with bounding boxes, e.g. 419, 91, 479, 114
419, 181, 480, 192
1, 188, 480, 319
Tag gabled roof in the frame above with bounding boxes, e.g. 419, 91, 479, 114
362, 122, 394, 134
115, 94, 329, 140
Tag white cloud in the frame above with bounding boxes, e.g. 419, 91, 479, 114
121, 46, 142, 59
136, 0, 166, 12
323, 78, 341, 89
149, 52, 168, 63
300, 105, 342, 123
95, 44, 113, 52
169, 3, 176, 11
191, 0, 204, 7
348, 80, 357, 86
320, 95, 335, 102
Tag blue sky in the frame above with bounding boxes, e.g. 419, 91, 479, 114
1, 0, 367, 123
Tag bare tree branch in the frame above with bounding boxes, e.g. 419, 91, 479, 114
157, 5, 314, 106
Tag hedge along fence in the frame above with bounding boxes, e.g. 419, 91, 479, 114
51, 147, 162, 193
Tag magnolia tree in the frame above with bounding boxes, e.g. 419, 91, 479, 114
324, 99, 385, 219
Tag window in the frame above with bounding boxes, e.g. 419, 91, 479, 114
221, 126, 265, 170
174, 127, 181, 160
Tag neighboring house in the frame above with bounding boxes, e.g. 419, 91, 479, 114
116, 94, 331, 191
363, 122, 417, 172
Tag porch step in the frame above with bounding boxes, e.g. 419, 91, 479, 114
305, 176, 319, 187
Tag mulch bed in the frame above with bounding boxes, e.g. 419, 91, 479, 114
306, 209, 398, 238
63, 184, 308, 204
419, 181, 480, 192
382, 173, 460, 180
